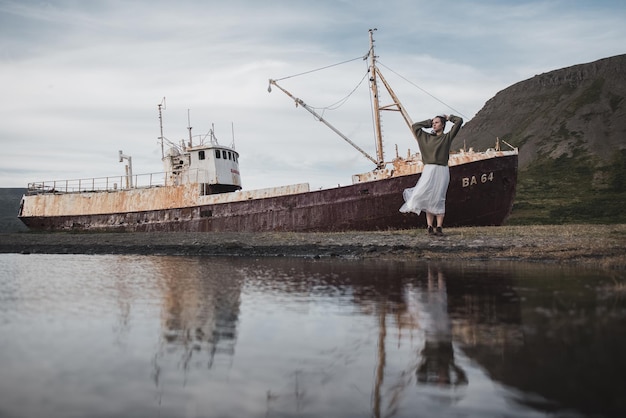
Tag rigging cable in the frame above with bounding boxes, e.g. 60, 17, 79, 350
377, 61, 469, 121
312, 68, 370, 111
272, 55, 366, 82
377, 61, 509, 143
272, 54, 370, 120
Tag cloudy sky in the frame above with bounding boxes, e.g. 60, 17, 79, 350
1, 0, 625, 190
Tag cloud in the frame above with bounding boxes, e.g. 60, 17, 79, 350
1, 0, 625, 189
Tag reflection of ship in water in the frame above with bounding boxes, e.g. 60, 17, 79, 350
151, 257, 244, 377
137, 256, 623, 417
237, 258, 523, 416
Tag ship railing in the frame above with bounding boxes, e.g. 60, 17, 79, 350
25, 169, 206, 195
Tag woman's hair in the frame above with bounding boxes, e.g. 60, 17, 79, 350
433, 115, 446, 125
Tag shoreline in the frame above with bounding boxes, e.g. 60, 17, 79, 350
1, 224, 625, 270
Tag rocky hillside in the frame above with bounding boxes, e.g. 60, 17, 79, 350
455, 54, 626, 167
455, 54, 626, 224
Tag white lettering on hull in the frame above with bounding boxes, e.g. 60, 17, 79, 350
462, 172, 494, 187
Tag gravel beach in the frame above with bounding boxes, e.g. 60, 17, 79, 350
1, 224, 625, 270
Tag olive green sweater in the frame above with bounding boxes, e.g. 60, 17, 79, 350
411, 115, 463, 165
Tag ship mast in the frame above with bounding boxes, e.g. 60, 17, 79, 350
368, 29, 384, 167
368, 28, 414, 166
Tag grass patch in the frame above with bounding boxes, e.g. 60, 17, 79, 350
508, 150, 626, 225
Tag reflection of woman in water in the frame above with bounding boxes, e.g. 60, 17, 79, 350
415, 265, 467, 386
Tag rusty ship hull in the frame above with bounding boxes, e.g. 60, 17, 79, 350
19, 153, 517, 232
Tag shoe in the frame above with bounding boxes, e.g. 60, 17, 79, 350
435, 226, 444, 236
427, 226, 435, 235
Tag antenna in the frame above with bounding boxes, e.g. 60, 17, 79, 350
158, 97, 166, 159
231, 122, 236, 149
187, 109, 193, 147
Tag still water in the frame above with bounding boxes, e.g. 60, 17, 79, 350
0, 254, 624, 418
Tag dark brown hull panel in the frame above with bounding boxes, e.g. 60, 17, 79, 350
20, 155, 517, 232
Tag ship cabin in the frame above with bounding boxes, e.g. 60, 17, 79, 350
162, 143, 242, 196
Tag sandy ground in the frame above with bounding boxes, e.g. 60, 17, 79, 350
1, 224, 625, 270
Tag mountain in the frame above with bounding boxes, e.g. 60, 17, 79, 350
454, 54, 626, 224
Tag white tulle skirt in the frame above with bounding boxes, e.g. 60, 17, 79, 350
399, 164, 450, 216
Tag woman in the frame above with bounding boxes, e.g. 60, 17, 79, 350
399, 114, 463, 236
